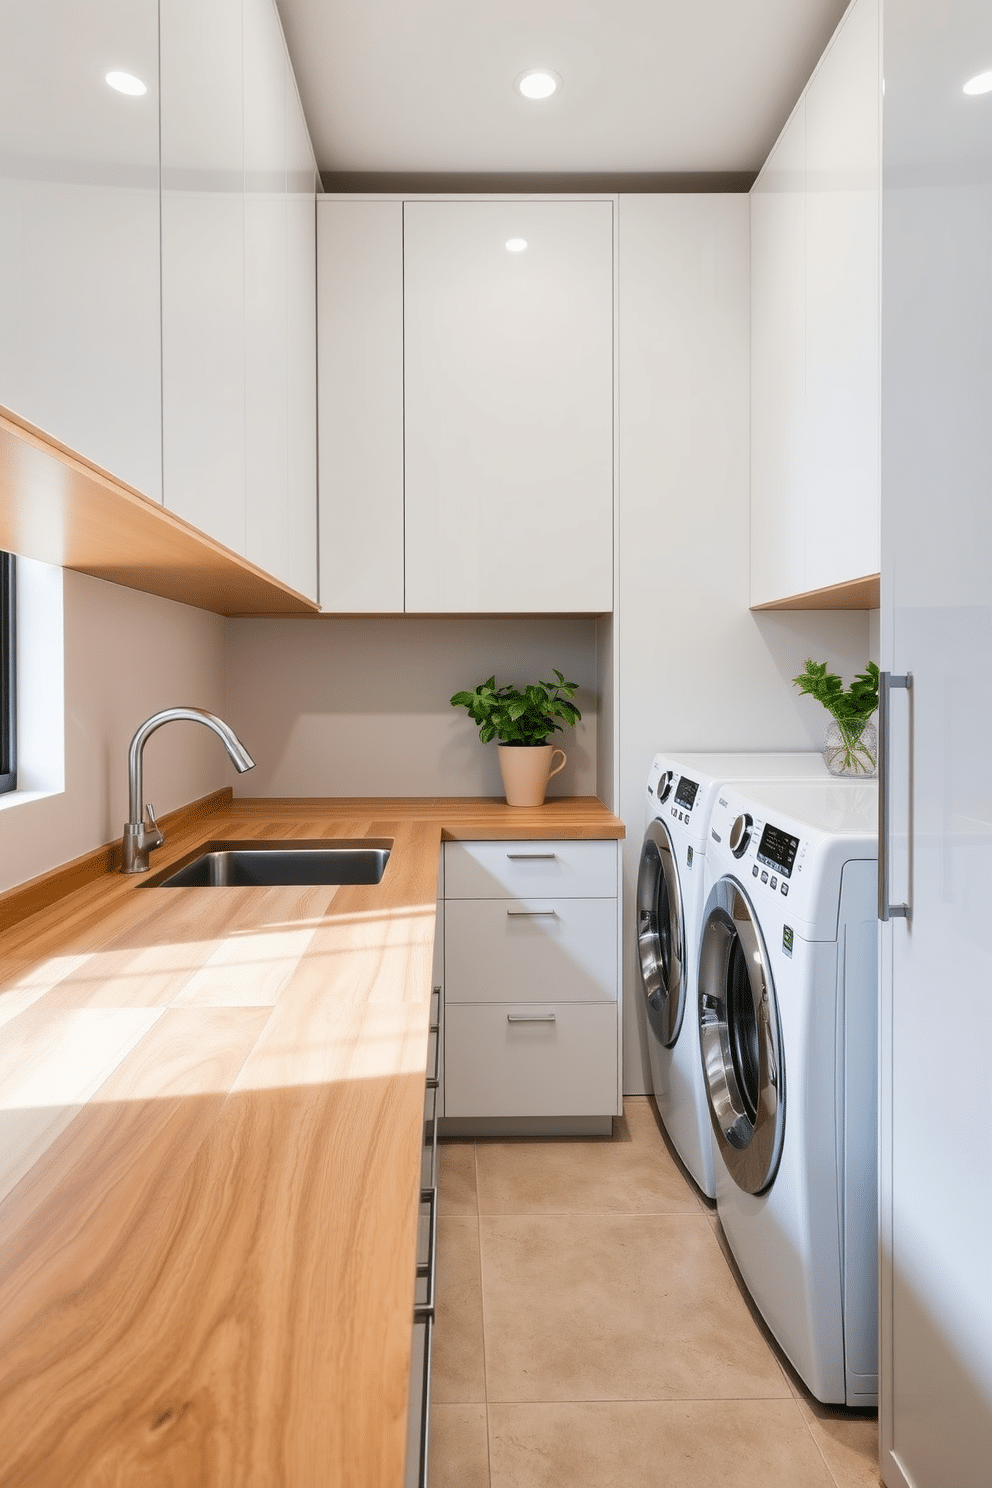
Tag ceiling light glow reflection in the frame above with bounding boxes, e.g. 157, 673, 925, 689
505, 238, 527, 252
515, 69, 561, 101
963, 70, 992, 96
105, 70, 147, 96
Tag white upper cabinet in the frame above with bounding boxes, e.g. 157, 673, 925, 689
750, 101, 807, 606
285, 73, 318, 603
243, 0, 289, 581
160, 0, 246, 555
804, 0, 880, 593
404, 201, 614, 614
0, 0, 162, 499
750, 0, 880, 606
317, 199, 405, 612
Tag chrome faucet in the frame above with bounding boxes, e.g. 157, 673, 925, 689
120, 707, 255, 874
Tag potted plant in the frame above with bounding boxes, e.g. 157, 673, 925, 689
792, 659, 880, 777
450, 670, 582, 806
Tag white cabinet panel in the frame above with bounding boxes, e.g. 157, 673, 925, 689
161, 0, 245, 554
750, 0, 881, 606
317, 199, 404, 612
403, 200, 614, 614
445, 898, 618, 1006
0, 0, 161, 499
805, 0, 880, 593
444, 839, 617, 900
286, 76, 318, 602
445, 1002, 618, 1118
750, 100, 807, 606
243, 0, 289, 583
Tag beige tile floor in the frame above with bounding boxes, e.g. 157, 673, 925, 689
430, 1097, 881, 1488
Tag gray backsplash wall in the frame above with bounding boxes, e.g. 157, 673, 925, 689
225, 615, 600, 799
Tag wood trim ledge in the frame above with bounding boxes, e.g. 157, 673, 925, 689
0, 787, 234, 931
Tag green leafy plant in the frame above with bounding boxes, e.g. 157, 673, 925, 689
792, 658, 879, 773
450, 671, 582, 746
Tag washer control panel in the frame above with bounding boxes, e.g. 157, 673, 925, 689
711, 793, 807, 900
664, 774, 699, 826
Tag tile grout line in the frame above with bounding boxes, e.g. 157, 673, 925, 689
473, 1142, 496, 1488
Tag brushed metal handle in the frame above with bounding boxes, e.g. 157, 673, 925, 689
507, 1012, 557, 1023
506, 908, 557, 918
506, 852, 557, 860
879, 671, 912, 922
415, 1186, 438, 1319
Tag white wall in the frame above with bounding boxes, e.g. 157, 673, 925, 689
0, 567, 228, 893
617, 194, 872, 1092
225, 615, 598, 798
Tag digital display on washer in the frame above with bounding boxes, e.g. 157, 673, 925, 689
757, 823, 799, 878
674, 776, 699, 811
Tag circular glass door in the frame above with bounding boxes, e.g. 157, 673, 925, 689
698, 877, 785, 1195
636, 819, 685, 1048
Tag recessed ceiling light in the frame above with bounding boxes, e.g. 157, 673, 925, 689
963, 70, 992, 96
514, 69, 562, 101
105, 70, 147, 97
505, 238, 527, 252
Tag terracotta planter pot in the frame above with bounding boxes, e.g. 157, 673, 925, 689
496, 743, 567, 808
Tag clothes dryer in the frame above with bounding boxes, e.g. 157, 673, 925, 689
697, 779, 878, 1405
636, 752, 825, 1197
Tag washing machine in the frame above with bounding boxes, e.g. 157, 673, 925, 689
636, 752, 826, 1197
697, 778, 878, 1406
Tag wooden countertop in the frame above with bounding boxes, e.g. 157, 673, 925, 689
0, 796, 624, 1487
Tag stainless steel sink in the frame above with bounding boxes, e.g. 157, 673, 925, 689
140, 839, 392, 888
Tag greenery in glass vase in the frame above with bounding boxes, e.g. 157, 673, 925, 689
792, 658, 880, 773
450, 671, 581, 746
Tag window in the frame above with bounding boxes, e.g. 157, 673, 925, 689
0, 552, 14, 794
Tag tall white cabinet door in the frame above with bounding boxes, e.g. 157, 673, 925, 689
285, 79, 318, 603
879, 0, 992, 1481
750, 100, 807, 605
0, 0, 162, 500
804, 0, 880, 593
161, 0, 246, 555
243, 0, 289, 583
317, 199, 404, 612
403, 200, 614, 614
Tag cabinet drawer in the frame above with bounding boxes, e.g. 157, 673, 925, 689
445, 898, 617, 1004
444, 1002, 618, 1118
444, 839, 617, 900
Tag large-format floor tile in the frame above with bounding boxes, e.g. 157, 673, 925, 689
439, 1140, 478, 1216
796, 1396, 882, 1488
480, 1212, 791, 1402
476, 1102, 700, 1217
433, 1217, 487, 1404
429, 1404, 490, 1488
488, 1400, 838, 1488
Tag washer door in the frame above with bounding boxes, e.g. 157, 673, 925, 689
636, 819, 685, 1048
698, 877, 785, 1195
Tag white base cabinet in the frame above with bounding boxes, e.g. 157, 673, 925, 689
441, 840, 621, 1131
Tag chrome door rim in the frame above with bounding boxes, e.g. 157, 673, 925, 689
636, 818, 685, 1048
698, 876, 785, 1195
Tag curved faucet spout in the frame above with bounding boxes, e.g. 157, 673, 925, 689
122, 707, 255, 874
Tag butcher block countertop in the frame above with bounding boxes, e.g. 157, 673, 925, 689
0, 795, 624, 1488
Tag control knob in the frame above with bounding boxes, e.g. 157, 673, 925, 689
729, 812, 753, 858
656, 770, 674, 804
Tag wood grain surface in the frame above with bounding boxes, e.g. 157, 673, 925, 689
0, 404, 319, 617
0, 797, 624, 1486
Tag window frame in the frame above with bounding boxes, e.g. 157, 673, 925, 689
0, 551, 15, 794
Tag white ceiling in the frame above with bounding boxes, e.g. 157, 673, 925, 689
275, 0, 851, 181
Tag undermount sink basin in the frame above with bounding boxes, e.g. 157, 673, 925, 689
141, 840, 392, 888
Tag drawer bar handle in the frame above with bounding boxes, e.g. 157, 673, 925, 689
506, 852, 557, 860
506, 908, 557, 918
507, 1012, 557, 1023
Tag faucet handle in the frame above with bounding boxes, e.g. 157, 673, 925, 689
145, 802, 164, 848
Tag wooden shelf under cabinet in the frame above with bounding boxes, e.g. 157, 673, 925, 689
750, 573, 880, 612
0, 405, 319, 617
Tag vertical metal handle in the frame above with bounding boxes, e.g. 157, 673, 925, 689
878, 671, 912, 922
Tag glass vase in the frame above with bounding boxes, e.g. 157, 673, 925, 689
823, 717, 878, 778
